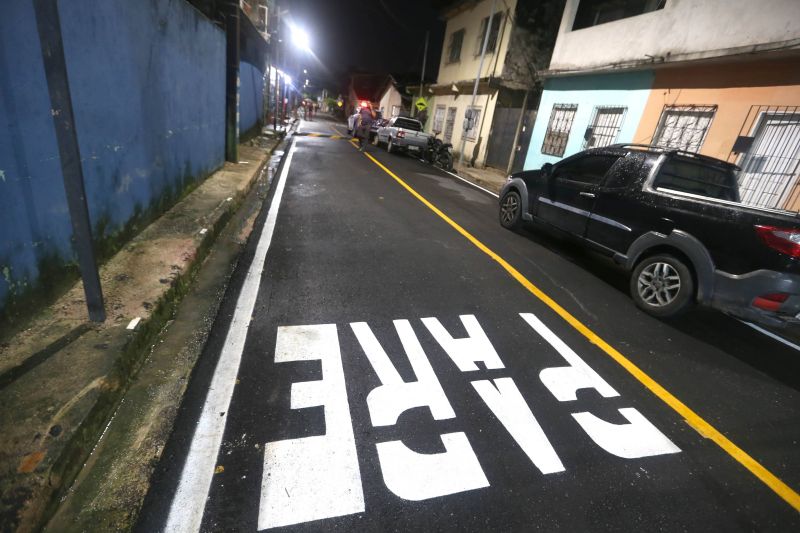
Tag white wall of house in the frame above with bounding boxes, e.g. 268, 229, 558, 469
378, 85, 404, 118
427, 91, 501, 167
429, 0, 519, 167
437, 0, 517, 84
550, 0, 800, 73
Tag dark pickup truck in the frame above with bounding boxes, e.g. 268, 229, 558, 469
499, 144, 800, 327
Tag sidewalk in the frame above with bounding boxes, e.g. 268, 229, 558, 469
452, 161, 508, 195
0, 130, 287, 532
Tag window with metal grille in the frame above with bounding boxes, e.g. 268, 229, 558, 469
542, 104, 578, 157
653, 105, 716, 152
447, 29, 465, 63
475, 13, 502, 55
584, 106, 626, 148
433, 105, 446, 133
734, 107, 800, 209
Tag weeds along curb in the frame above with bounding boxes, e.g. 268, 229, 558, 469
35, 138, 283, 532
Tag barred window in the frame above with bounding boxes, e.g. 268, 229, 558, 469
432, 105, 446, 133
542, 104, 578, 157
653, 105, 716, 153
584, 106, 626, 149
447, 29, 465, 63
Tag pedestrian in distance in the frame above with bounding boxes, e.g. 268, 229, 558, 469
356, 102, 375, 152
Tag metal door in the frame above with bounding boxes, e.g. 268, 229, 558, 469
486, 107, 519, 169
737, 112, 800, 209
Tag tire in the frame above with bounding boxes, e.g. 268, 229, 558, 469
387, 137, 394, 153
439, 152, 453, 171
499, 190, 524, 231
630, 254, 695, 318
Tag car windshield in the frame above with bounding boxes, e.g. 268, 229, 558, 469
653, 157, 741, 202
394, 118, 421, 131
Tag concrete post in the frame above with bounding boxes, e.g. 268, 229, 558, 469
225, 2, 240, 162
33, 0, 105, 322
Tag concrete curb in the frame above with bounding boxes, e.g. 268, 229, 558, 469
0, 134, 286, 532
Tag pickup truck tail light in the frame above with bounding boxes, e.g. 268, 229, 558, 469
752, 292, 789, 312
397, 131, 405, 138
755, 225, 800, 258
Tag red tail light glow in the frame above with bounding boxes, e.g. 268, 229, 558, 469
752, 292, 789, 312
397, 131, 405, 138
755, 225, 800, 258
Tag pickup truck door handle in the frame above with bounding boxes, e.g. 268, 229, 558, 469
579, 192, 596, 199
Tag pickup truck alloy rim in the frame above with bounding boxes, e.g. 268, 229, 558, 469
637, 262, 681, 307
501, 194, 519, 224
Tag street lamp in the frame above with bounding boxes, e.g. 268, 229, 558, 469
289, 23, 311, 53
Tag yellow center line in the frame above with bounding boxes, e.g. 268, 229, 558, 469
359, 148, 800, 512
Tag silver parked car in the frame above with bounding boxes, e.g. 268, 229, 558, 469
375, 116, 430, 154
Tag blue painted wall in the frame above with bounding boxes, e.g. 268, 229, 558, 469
0, 0, 226, 315
523, 71, 654, 170
239, 61, 265, 135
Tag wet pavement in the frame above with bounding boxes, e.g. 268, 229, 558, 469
137, 118, 800, 532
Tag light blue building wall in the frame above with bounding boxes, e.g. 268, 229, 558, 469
524, 71, 655, 170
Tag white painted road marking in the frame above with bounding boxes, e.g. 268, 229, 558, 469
521, 313, 619, 402
351, 320, 489, 500
522, 313, 680, 458
572, 408, 681, 459
351, 320, 456, 426
472, 377, 565, 475
258, 324, 364, 530
422, 314, 505, 372
164, 141, 297, 533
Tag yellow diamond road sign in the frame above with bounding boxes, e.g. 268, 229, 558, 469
415, 97, 428, 112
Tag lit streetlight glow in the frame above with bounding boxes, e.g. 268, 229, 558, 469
290, 23, 311, 53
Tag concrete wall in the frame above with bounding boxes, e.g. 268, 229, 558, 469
436, 0, 517, 84
550, 0, 800, 73
0, 0, 226, 317
239, 61, 265, 136
523, 71, 654, 170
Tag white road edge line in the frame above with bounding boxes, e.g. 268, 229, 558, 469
441, 169, 500, 198
164, 141, 297, 533
739, 319, 800, 353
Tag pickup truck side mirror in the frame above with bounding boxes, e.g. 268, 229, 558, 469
542, 163, 553, 177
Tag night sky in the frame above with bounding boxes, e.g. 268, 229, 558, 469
281, 0, 447, 92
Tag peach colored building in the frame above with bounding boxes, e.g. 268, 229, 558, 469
524, 0, 800, 212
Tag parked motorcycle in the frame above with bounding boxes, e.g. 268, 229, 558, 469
424, 133, 454, 171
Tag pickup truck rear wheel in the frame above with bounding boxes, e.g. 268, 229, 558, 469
630, 254, 694, 318
499, 190, 524, 231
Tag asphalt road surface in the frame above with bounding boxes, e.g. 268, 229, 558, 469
137, 118, 800, 532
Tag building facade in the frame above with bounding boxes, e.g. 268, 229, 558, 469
424, 0, 563, 171
523, 0, 800, 211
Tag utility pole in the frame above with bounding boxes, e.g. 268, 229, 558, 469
416, 30, 429, 118
33, 0, 105, 322
459, 0, 496, 167
224, 1, 240, 162
506, 88, 530, 175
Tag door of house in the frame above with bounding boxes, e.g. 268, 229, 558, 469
486, 107, 519, 170
737, 112, 800, 209
443, 107, 457, 144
